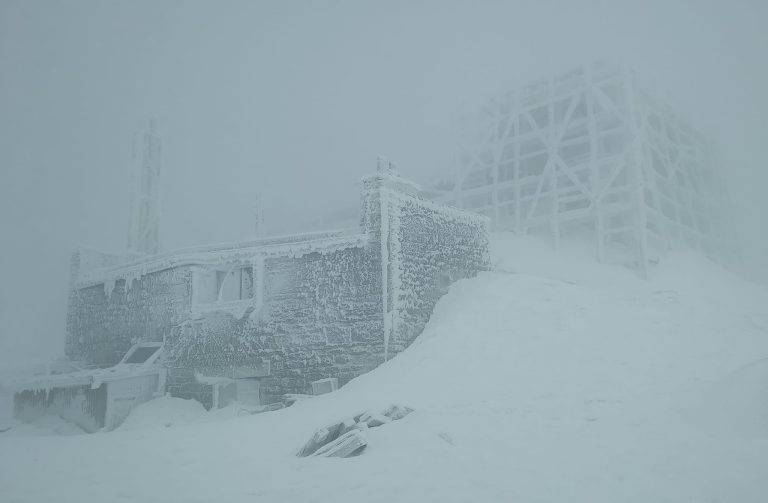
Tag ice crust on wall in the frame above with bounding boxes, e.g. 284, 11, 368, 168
368, 180, 490, 355
65, 169, 490, 403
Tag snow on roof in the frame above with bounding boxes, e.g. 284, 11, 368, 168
11, 343, 164, 392
75, 228, 368, 289
73, 165, 487, 290
10, 365, 162, 392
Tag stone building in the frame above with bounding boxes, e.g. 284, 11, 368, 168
65, 161, 489, 409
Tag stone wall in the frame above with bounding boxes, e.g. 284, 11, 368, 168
66, 265, 192, 367
66, 171, 489, 407
390, 197, 490, 352
360, 168, 490, 357
164, 245, 383, 404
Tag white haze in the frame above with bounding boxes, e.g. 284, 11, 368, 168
0, 0, 766, 362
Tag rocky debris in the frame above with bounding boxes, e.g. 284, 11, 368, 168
355, 404, 413, 423
383, 404, 414, 420
230, 401, 284, 416
437, 432, 455, 446
297, 404, 413, 458
362, 413, 390, 428
282, 394, 312, 407
255, 402, 284, 413
296, 421, 347, 457
312, 429, 368, 458
339, 417, 358, 435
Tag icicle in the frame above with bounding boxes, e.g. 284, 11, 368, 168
103, 278, 117, 298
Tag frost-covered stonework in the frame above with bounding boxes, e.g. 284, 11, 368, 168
65, 167, 489, 407
66, 256, 192, 367
361, 164, 490, 357
165, 246, 383, 406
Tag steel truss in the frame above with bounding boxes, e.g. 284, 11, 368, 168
431, 62, 737, 273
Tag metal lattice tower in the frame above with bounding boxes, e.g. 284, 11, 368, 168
430, 62, 737, 273
127, 118, 162, 255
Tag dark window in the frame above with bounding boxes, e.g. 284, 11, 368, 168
125, 346, 159, 364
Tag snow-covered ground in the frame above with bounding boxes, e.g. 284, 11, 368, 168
2, 233, 768, 502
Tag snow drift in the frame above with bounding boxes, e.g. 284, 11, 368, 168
1, 233, 767, 503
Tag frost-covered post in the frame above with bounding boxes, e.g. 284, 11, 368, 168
361, 157, 423, 362
376, 156, 393, 361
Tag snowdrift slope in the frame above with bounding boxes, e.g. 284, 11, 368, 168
2, 234, 768, 502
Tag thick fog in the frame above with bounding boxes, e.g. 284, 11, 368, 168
1, 0, 766, 362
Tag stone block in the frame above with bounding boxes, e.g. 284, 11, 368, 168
383, 404, 414, 420
364, 413, 391, 428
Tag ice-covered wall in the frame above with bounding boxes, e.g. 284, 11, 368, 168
165, 246, 383, 406
361, 162, 491, 359
14, 384, 107, 432
66, 265, 192, 366
391, 197, 490, 351
66, 168, 489, 405
69, 247, 124, 287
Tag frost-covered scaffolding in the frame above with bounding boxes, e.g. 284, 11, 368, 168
429, 62, 737, 272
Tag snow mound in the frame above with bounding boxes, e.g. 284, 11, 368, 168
0, 414, 86, 437
2, 233, 768, 502
119, 396, 207, 430
684, 358, 768, 438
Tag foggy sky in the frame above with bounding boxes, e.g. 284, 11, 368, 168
1, 0, 766, 362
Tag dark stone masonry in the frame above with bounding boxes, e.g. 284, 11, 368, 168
65, 169, 489, 409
